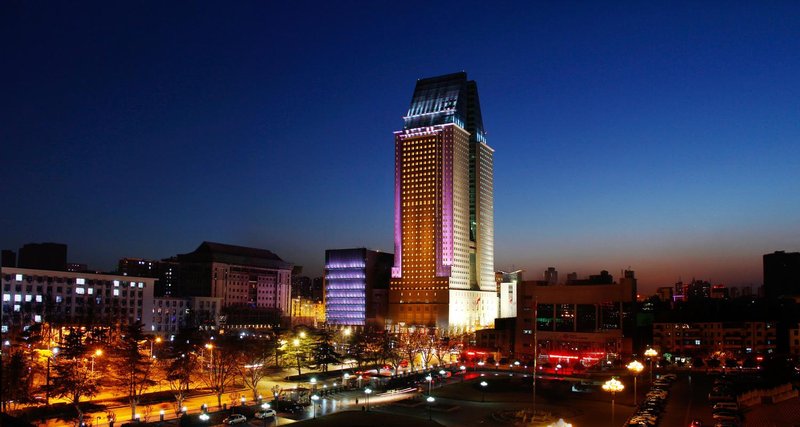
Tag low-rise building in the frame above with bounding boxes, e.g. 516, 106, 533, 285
1, 267, 155, 333
653, 321, 777, 358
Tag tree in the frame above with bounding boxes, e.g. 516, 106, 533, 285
311, 330, 341, 373
200, 336, 242, 409
48, 328, 99, 426
114, 322, 157, 421
381, 333, 404, 375
159, 331, 200, 415
239, 337, 272, 401
1, 349, 33, 411
286, 331, 312, 376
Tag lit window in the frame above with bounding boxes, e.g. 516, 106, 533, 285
56, 296, 62, 303
130, 282, 136, 287
76, 287, 85, 295
88, 288, 94, 295
138, 282, 144, 288
2, 294, 9, 302
36, 295, 43, 303
114, 289, 120, 296
14, 294, 22, 302
114, 280, 120, 287
25, 295, 32, 302
34, 315, 42, 322
76, 278, 85, 285
13, 304, 20, 312
15, 274, 23, 281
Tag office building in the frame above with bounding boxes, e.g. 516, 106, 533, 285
324, 248, 393, 327
176, 242, 293, 317
388, 72, 497, 331
119, 257, 180, 297
1, 267, 155, 333
498, 270, 522, 318
653, 321, 777, 358
18, 242, 67, 271
515, 270, 637, 365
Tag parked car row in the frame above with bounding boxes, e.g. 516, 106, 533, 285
628, 373, 677, 427
709, 376, 742, 427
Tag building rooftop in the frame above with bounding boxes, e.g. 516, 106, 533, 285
177, 241, 293, 270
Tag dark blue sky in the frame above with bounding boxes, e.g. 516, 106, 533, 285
2, 1, 799, 292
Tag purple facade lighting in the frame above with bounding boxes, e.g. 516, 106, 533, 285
325, 249, 367, 326
392, 135, 403, 279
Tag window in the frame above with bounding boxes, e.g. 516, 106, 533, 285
15, 274, 23, 281
76, 287, 85, 294
76, 278, 85, 285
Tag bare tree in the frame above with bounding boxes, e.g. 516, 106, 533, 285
201, 336, 242, 409
113, 322, 157, 421
239, 337, 272, 401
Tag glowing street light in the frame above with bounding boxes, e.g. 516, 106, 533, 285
91, 349, 103, 373
480, 381, 488, 402
460, 365, 467, 382
546, 419, 573, 427
311, 394, 319, 418
644, 348, 658, 384
426, 396, 435, 420
627, 360, 644, 406
602, 377, 625, 426
364, 388, 372, 411
425, 374, 433, 395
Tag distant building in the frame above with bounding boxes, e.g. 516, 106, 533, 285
118, 257, 180, 297
474, 317, 516, 360
176, 242, 293, 318
653, 321, 777, 358
544, 267, 558, 285
18, 243, 67, 271
656, 286, 673, 302
497, 270, 522, 318
66, 263, 88, 272
710, 284, 729, 299
324, 248, 393, 327
1, 267, 155, 333
290, 297, 325, 327
149, 296, 221, 335
763, 251, 800, 300
515, 270, 637, 365
1, 250, 16, 268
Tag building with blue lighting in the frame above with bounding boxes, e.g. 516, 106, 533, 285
324, 248, 393, 327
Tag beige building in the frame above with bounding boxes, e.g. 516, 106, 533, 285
653, 321, 777, 358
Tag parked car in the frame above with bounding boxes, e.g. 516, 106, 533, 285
223, 414, 247, 425
255, 409, 276, 419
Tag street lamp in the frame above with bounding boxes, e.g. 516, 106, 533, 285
364, 388, 372, 411
205, 343, 214, 368
240, 396, 246, 407
310, 377, 317, 393
546, 419, 573, 427
602, 377, 625, 426
425, 375, 433, 395
627, 360, 644, 406
480, 381, 488, 402
91, 349, 103, 373
460, 365, 466, 382
438, 369, 446, 387
311, 394, 319, 418
644, 348, 658, 384
45, 347, 59, 405
426, 396, 435, 420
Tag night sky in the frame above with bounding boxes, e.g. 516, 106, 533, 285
2, 1, 799, 292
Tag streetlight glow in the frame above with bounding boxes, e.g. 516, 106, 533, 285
627, 360, 644, 405
602, 377, 625, 426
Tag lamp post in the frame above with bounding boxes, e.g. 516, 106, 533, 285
364, 388, 372, 411
150, 336, 162, 358
480, 381, 488, 402
426, 374, 433, 395
311, 395, 319, 418
205, 343, 214, 370
426, 396, 435, 420
45, 347, 59, 405
644, 348, 658, 384
310, 377, 317, 394
460, 365, 466, 382
602, 377, 625, 427
343, 373, 350, 389
627, 360, 644, 406
271, 384, 281, 412
91, 349, 103, 373
438, 369, 446, 387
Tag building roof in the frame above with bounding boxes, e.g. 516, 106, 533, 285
177, 241, 293, 270
403, 72, 485, 143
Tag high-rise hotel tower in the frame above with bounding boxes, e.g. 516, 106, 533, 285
389, 72, 498, 331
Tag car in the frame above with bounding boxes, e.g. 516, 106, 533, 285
712, 410, 740, 421
255, 409, 276, 419
713, 402, 739, 411
223, 414, 247, 424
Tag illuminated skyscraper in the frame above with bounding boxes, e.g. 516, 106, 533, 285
389, 72, 497, 331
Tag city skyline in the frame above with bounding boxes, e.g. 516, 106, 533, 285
3, 2, 800, 293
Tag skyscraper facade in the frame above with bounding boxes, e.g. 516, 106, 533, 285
389, 72, 497, 332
